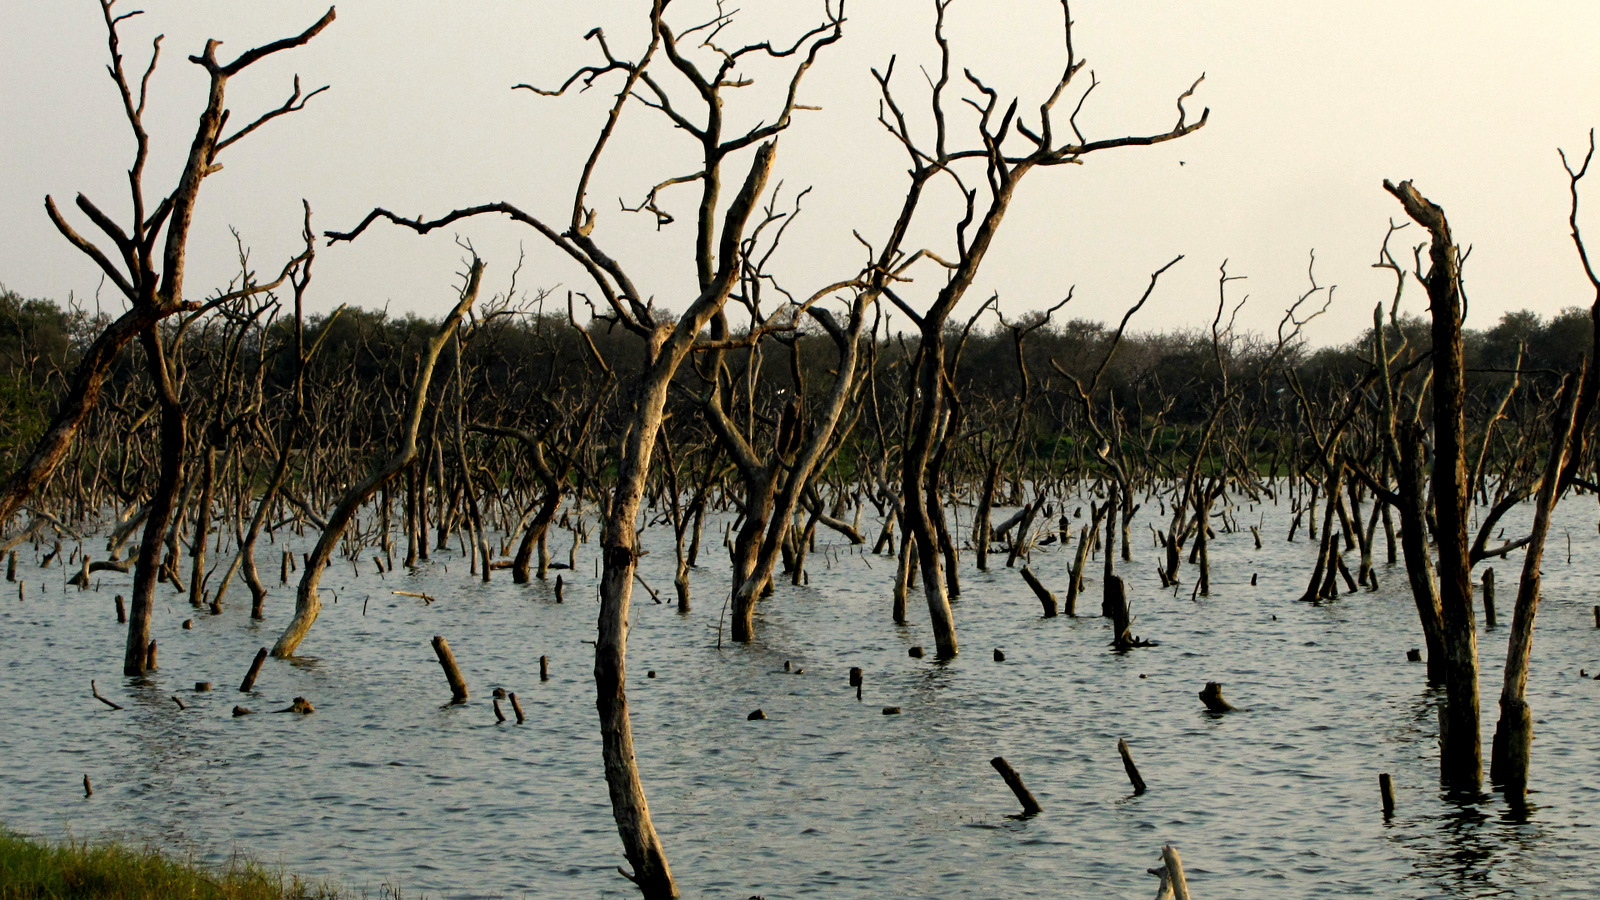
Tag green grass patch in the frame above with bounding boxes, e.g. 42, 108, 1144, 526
0, 829, 357, 900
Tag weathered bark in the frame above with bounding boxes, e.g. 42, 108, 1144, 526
1387, 179, 1480, 791
588, 143, 777, 898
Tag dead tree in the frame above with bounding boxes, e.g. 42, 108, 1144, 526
1384, 179, 1482, 791
0, 5, 331, 562
1491, 135, 1600, 791
272, 259, 484, 657
1490, 369, 1579, 792
878, 0, 1206, 658
327, 6, 844, 895
19, 3, 335, 676
973, 297, 1070, 570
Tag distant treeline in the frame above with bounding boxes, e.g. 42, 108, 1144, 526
2, 284, 1588, 482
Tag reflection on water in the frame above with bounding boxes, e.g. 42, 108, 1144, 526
2, 493, 1598, 898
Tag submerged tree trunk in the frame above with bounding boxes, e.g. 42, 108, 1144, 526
125, 328, 186, 675
272, 260, 482, 657
1387, 178, 1481, 791
1491, 371, 1580, 791
903, 336, 959, 658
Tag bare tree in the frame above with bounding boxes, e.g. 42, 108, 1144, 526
0, 4, 332, 540
328, 5, 844, 895
13, 3, 335, 675
873, 0, 1206, 657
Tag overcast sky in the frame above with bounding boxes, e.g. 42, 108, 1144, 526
4, 1, 1600, 346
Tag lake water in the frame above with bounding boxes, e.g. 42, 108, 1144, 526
3, 490, 1599, 898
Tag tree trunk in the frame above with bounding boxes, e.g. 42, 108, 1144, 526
124, 327, 186, 676
272, 261, 482, 657
1491, 371, 1580, 791
1387, 178, 1481, 791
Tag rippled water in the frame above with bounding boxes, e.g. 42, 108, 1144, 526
3, 490, 1600, 898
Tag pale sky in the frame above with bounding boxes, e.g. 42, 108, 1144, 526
4, 1, 1600, 347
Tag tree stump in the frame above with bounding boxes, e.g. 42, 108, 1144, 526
1118, 737, 1147, 794
990, 756, 1042, 815
1198, 681, 1235, 713
240, 647, 268, 692
431, 635, 469, 704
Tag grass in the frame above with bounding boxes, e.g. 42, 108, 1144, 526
0, 829, 363, 900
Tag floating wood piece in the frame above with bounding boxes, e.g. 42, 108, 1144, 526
990, 756, 1042, 815
881, 707, 901, 715
393, 590, 437, 605
993, 648, 1006, 662
194, 682, 211, 692
276, 696, 314, 714
1020, 566, 1057, 617
1161, 845, 1191, 900
1406, 648, 1422, 662
509, 692, 525, 724
1379, 772, 1395, 818
1198, 681, 1235, 713
240, 648, 268, 692
232, 706, 254, 717
1118, 738, 1147, 794
1481, 568, 1496, 629
182, 619, 193, 630
171, 695, 186, 710
431, 635, 469, 704
91, 680, 122, 710
747, 709, 766, 720
908, 646, 924, 658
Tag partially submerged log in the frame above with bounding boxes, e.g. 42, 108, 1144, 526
240, 647, 268, 692
989, 756, 1042, 815
432, 635, 469, 705
1118, 738, 1147, 794
90, 680, 122, 711
1020, 566, 1057, 617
